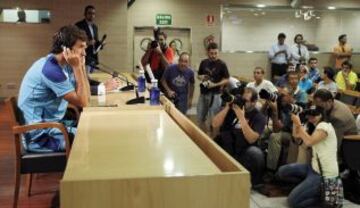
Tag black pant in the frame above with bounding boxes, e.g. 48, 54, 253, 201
215, 131, 265, 185
271, 63, 288, 81
236, 146, 265, 186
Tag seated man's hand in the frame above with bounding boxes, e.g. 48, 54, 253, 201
63, 48, 82, 69
104, 78, 120, 92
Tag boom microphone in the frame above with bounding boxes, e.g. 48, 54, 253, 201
95, 34, 107, 54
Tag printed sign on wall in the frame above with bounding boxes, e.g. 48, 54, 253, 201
156, 14, 172, 25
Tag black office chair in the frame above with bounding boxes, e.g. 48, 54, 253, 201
5, 97, 70, 208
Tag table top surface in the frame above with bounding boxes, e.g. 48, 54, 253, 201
62, 109, 220, 182
89, 72, 154, 108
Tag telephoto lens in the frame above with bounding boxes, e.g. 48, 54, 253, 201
259, 89, 278, 102
303, 105, 323, 116
284, 103, 303, 114
220, 90, 234, 103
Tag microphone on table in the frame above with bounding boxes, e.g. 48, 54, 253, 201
89, 60, 135, 92
126, 89, 145, 105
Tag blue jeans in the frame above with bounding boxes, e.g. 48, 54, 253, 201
174, 95, 188, 115
276, 163, 321, 208
196, 93, 222, 124
236, 146, 265, 186
26, 120, 77, 153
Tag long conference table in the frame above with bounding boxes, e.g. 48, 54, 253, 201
60, 72, 250, 208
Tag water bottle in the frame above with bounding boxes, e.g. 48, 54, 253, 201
150, 79, 160, 106
97, 83, 106, 104
137, 69, 146, 93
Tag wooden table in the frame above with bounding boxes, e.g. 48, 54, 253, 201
60, 72, 250, 208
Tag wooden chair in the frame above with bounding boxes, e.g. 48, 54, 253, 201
4, 97, 71, 208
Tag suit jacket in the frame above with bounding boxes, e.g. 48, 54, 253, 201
75, 19, 100, 65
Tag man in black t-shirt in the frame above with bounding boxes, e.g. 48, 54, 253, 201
197, 42, 230, 129
212, 87, 266, 185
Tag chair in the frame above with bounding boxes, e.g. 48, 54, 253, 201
342, 135, 360, 171
4, 97, 71, 208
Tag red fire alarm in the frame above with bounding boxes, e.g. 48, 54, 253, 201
206, 15, 215, 26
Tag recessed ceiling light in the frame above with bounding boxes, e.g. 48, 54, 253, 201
316, 16, 321, 19
256, 4, 266, 8
328, 6, 336, 10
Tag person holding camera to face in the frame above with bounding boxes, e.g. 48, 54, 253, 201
212, 87, 266, 186
264, 71, 309, 181
276, 106, 341, 208
197, 42, 230, 130
141, 30, 174, 91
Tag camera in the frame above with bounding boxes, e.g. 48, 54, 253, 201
200, 81, 211, 94
150, 27, 161, 49
221, 88, 246, 108
259, 89, 278, 102
150, 40, 159, 49
283, 103, 304, 114
303, 105, 322, 116
306, 86, 317, 95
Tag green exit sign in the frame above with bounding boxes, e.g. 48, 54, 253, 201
156, 14, 172, 25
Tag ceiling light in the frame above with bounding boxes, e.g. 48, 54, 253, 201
256, 4, 266, 8
328, 6, 336, 10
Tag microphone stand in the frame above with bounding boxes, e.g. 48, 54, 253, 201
87, 56, 135, 92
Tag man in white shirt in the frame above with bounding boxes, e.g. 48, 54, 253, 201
247, 66, 278, 95
268, 33, 291, 82
290, 34, 309, 69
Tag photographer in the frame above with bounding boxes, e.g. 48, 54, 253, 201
197, 42, 230, 129
265, 72, 309, 180
161, 52, 194, 114
276, 106, 341, 208
212, 87, 266, 186
313, 89, 357, 147
141, 30, 174, 90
